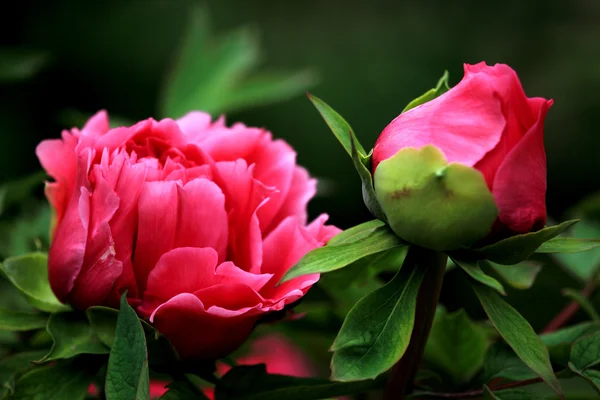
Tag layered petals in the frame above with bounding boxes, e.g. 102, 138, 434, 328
39, 110, 337, 360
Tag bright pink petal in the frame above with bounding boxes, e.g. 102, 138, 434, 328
373, 68, 506, 171
133, 181, 178, 292
81, 110, 110, 137
306, 213, 342, 244
259, 217, 321, 304
176, 111, 213, 142
194, 283, 265, 313
174, 178, 228, 260
68, 222, 123, 309
212, 160, 270, 273
142, 247, 219, 311
150, 293, 258, 359
269, 167, 316, 229
214, 262, 273, 292
492, 100, 552, 233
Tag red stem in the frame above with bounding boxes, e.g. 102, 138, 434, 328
541, 277, 597, 334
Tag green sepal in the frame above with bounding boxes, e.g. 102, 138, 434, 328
374, 145, 498, 251
472, 220, 579, 265
402, 71, 450, 113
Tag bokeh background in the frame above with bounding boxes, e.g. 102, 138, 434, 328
2, 0, 600, 378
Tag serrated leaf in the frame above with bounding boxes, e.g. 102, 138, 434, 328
280, 224, 405, 283
375, 145, 498, 251
570, 331, 600, 371
488, 261, 542, 290
453, 258, 506, 295
214, 365, 384, 400
402, 71, 450, 113
562, 289, 599, 321
0, 253, 70, 313
39, 312, 108, 362
483, 343, 537, 382
472, 283, 562, 396
0, 309, 47, 331
6, 360, 97, 400
330, 252, 426, 381
423, 307, 490, 385
475, 220, 579, 265
105, 294, 150, 400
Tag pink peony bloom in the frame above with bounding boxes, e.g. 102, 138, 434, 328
37, 111, 340, 359
373, 62, 552, 236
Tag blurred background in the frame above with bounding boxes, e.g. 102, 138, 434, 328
1, 0, 600, 381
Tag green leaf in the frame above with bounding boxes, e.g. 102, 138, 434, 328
488, 261, 542, 290
554, 220, 600, 282
402, 71, 450, 113
6, 360, 97, 400
541, 322, 600, 365
327, 220, 386, 246
562, 289, 600, 321
570, 331, 600, 371
471, 282, 562, 396
222, 70, 317, 113
40, 312, 108, 362
214, 365, 384, 400
475, 220, 579, 265
86, 306, 120, 348
159, 380, 209, 400
105, 294, 150, 400
374, 145, 498, 251
537, 238, 600, 254
483, 343, 537, 382
0, 309, 47, 331
319, 247, 406, 317
0, 351, 48, 387
484, 385, 537, 400
306, 94, 385, 220
161, 6, 259, 117
280, 224, 405, 283
0, 253, 70, 313
453, 258, 506, 295
307, 93, 366, 158
330, 253, 426, 381
569, 365, 600, 394
423, 307, 490, 385
0, 49, 49, 83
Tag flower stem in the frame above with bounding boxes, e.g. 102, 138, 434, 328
384, 246, 447, 400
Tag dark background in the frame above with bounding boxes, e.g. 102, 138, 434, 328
2, 0, 599, 332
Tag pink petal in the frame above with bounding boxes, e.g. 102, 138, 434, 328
150, 293, 258, 359
214, 262, 273, 292
373, 67, 506, 171
268, 167, 316, 229
144, 247, 219, 304
174, 178, 228, 260
492, 100, 553, 233
81, 110, 110, 137
68, 222, 123, 309
213, 160, 270, 273
176, 111, 213, 142
133, 181, 179, 292
259, 216, 321, 303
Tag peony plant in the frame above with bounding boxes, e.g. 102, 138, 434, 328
1, 61, 600, 400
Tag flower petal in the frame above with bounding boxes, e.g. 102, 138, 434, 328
492, 100, 552, 233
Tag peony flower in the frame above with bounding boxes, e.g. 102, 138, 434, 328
37, 111, 340, 359
372, 62, 552, 249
